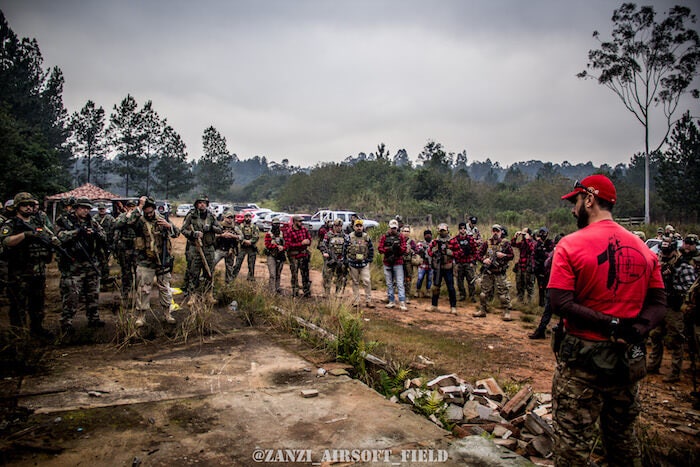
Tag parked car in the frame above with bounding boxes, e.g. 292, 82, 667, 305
232, 203, 260, 212
235, 208, 271, 224
257, 211, 287, 231
176, 204, 193, 216
305, 210, 379, 233
156, 201, 171, 216
645, 237, 682, 254
211, 203, 232, 220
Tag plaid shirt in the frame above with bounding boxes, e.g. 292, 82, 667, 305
283, 225, 312, 259
454, 233, 478, 264
674, 261, 697, 295
511, 235, 536, 272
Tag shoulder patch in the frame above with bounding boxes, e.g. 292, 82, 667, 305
1, 226, 10, 235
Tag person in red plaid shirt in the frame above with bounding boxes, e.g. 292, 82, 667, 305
511, 228, 536, 304
284, 215, 312, 297
454, 222, 479, 303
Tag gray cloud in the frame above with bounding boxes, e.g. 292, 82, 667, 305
4, 0, 697, 167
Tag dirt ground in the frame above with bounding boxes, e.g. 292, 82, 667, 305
1, 216, 699, 464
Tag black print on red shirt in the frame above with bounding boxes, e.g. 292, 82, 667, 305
597, 236, 648, 292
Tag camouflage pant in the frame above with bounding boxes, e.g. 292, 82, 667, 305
552, 363, 642, 467
456, 262, 476, 299
134, 264, 172, 317
186, 244, 215, 293
99, 250, 111, 283
213, 249, 235, 284
6, 273, 46, 331
266, 255, 285, 293
648, 308, 685, 376
61, 264, 101, 325
479, 272, 512, 313
117, 248, 137, 300
288, 255, 311, 297
515, 267, 535, 302
232, 247, 257, 281
322, 261, 347, 296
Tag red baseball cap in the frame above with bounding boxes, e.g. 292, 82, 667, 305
561, 175, 616, 204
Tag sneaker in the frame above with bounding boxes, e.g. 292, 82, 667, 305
502, 312, 513, 322
430, 305, 439, 313
399, 302, 408, 311
472, 310, 486, 318
385, 302, 395, 309
450, 307, 458, 315
87, 319, 106, 328
365, 302, 376, 309
662, 374, 680, 383
405, 298, 411, 304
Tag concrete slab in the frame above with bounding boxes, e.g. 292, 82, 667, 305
10, 328, 529, 466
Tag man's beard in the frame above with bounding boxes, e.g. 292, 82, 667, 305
575, 204, 589, 229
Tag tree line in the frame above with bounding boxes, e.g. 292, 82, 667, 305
0, 7, 697, 228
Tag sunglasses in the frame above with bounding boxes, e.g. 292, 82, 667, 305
574, 180, 596, 196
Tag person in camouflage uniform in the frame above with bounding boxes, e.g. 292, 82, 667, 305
232, 211, 260, 282
474, 224, 515, 320
95, 202, 115, 286
682, 272, 700, 408
264, 217, 286, 293
56, 197, 108, 333
113, 200, 138, 302
319, 219, 348, 298
54, 197, 77, 314
0, 192, 56, 337
0, 200, 15, 295
647, 236, 695, 382
181, 195, 221, 295
454, 222, 479, 303
213, 211, 238, 284
128, 196, 180, 327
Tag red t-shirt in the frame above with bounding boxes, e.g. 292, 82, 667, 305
548, 219, 663, 341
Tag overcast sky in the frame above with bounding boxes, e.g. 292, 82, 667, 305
4, 0, 699, 168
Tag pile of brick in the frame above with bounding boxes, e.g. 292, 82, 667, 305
392, 374, 554, 465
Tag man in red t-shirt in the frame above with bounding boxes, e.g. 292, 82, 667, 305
548, 174, 666, 466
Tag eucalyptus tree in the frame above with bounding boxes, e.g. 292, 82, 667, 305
578, 3, 700, 223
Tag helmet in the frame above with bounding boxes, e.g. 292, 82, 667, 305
223, 210, 234, 218
469, 216, 477, 224
97, 202, 107, 209
194, 194, 209, 205
143, 197, 157, 209
74, 197, 93, 209
13, 192, 38, 207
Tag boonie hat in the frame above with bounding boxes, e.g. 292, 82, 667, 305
561, 175, 617, 204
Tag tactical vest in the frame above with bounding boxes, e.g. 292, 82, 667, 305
484, 239, 508, 274
433, 237, 454, 269
186, 211, 216, 247
383, 234, 401, 264
347, 233, 369, 262
115, 213, 137, 249
3, 216, 52, 266
265, 231, 285, 259
216, 225, 238, 251
240, 223, 255, 239
328, 233, 345, 257
134, 218, 171, 264
457, 235, 472, 258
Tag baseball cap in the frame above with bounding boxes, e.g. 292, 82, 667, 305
561, 175, 616, 204
354, 219, 364, 226
389, 219, 399, 229
438, 223, 448, 231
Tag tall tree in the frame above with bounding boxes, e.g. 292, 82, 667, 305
656, 112, 700, 221
417, 140, 451, 170
108, 94, 144, 196
578, 3, 700, 223
139, 100, 164, 195
0, 10, 71, 199
68, 100, 106, 184
154, 125, 193, 199
198, 126, 234, 198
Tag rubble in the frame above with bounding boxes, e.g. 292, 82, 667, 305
396, 372, 556, 462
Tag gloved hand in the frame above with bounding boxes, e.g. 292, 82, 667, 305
617, 321, 644, 344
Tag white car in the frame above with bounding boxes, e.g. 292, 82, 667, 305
176, 204, 193, 216
257, 211, 287, 231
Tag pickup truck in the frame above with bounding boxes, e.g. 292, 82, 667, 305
304, 210, 379, 233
